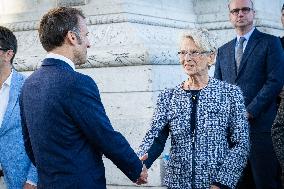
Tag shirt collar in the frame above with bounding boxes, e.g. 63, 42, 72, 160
46, 53, 76, 71
3, 70, 13, 87
236, 27, 255, 43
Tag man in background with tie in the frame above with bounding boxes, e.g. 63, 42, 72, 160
214, 0, 284, 188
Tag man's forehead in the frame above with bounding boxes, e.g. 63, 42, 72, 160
229, 0, 252, 8
78, 17, 88, 31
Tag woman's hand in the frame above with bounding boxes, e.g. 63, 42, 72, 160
210, 185, 220, 189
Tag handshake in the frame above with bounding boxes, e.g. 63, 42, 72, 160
135, 153, 149, 185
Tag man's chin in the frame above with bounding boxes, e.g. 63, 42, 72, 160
75, 62, 85, 66
236, 22, 246, 26
235, 24, 249, 29
74, 58, 87, 66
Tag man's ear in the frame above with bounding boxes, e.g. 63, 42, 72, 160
66, 31, 77, 45
252, 10, 256, 18
5, 50, 14, 63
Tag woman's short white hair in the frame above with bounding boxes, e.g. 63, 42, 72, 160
179, 28, 217, 52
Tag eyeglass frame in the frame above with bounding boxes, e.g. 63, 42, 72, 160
177, 50, 213, 58
0, 47, 9, 52
229, 7, 253, 16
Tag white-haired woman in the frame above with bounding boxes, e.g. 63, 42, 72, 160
137, 29, 249, 189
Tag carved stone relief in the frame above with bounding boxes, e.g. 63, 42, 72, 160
13, 22, 182, 71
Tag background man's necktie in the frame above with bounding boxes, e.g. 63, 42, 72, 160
235, 37, 246, 71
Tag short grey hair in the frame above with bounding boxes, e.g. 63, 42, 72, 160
228, 0, 254, 10
179, 28, 217, 52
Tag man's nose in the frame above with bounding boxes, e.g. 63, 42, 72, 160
87, 41, 91, 48
184, 53, 192, 61
238, 10, 245, 16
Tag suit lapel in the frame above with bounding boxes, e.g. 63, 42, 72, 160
0, 71, 24, 133
228, 39, 238, 82
237, 29, 262, 79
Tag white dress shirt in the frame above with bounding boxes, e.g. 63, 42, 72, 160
235, 27, 255, 52
0, 70, 13, 127
46, 53, 76, 71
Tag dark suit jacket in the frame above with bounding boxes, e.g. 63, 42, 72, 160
214, 29, 284, 133
19, 58, 142, 189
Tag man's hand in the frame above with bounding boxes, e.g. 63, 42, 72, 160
210, 185, 220, 189
135, 164, 148, 185
135, 153, 149, 185
23, 183, 37, 189
139, 153, 148, 161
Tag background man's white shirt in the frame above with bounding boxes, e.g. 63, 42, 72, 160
0, 70, 12, 127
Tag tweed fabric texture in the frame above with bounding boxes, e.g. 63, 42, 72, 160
272, 98, 284, 172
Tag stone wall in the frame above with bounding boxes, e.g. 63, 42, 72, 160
0, 0, 283, 188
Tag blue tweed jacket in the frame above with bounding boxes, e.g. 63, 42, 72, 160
137, 78, 249, 189
0, 70, 37, 189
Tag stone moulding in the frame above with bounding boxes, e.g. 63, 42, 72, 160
4, 13, 195, 32
4, 13, 282, 32
13, 48, 179, 72
4, 21, 39, 32
88, 13, 195, 29
56, 0, 88, 7
13, 56, 42, 72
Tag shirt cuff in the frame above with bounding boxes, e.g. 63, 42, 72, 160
26, 180, 37, 186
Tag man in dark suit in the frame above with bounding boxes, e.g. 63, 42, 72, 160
19, 7, 147, 189
214, 0, 284, 188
